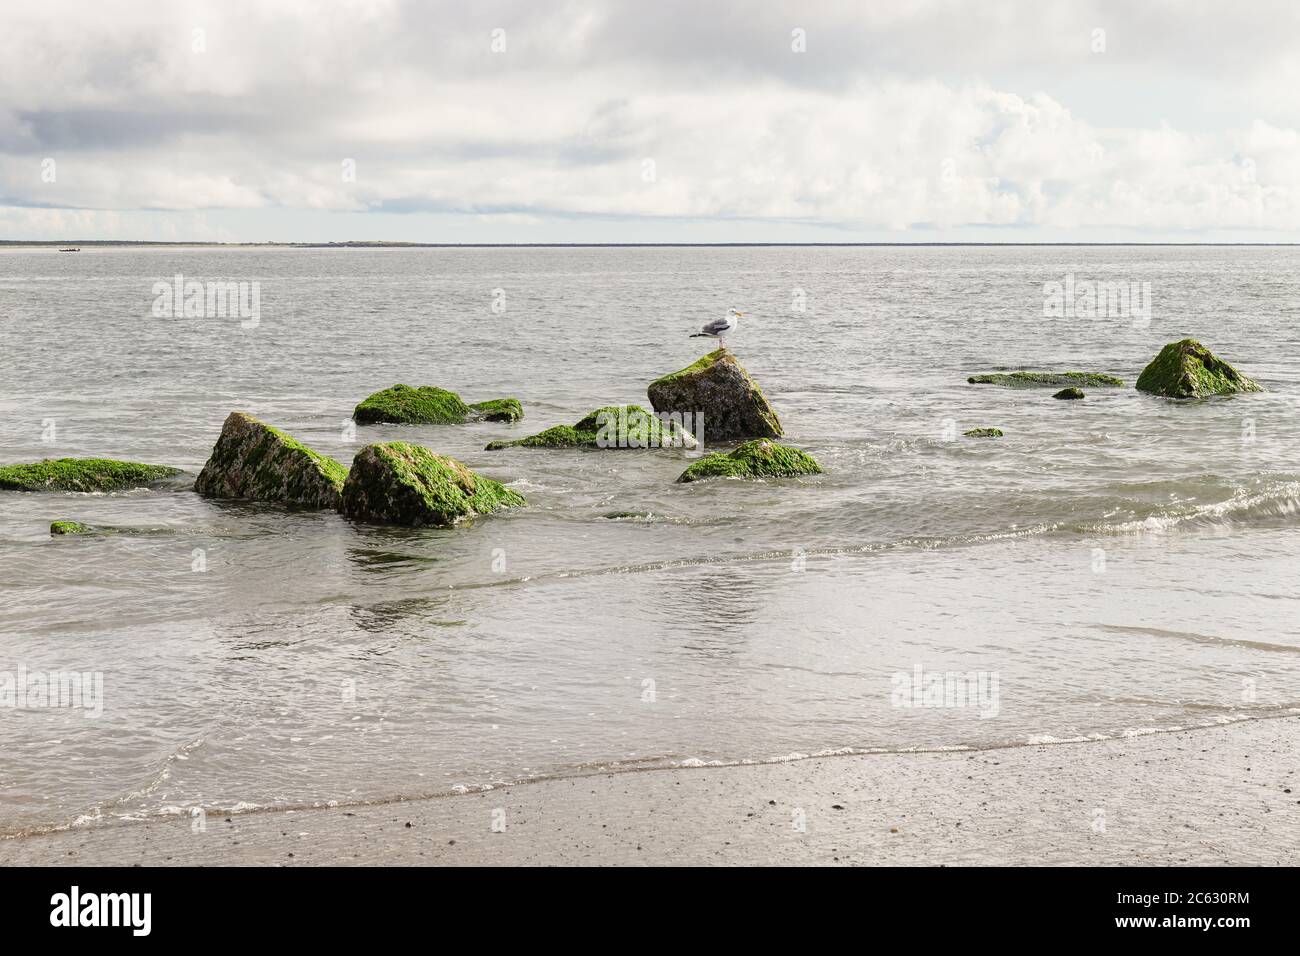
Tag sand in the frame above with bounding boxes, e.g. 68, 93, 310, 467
2, 717, 1296, 866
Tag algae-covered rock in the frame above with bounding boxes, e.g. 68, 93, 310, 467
963, 428, 1003, 438
648, 349, 782, 441
1053, 387, 1085, 400
194, 412, 348, 509
49, 520, 171, 537
468, 398, 524, 423
1135, 339, 1263, 398
354, 385, 468, 424
353, 385, 523, 424
676, 439, 822, 484
485, 405, 696, 451
339, 441, 525, 527
967, 371, 1123, 389
0, 458, 180, 493
50, 520, 101, 535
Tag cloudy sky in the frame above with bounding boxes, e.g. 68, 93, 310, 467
3, 0, 1300, 242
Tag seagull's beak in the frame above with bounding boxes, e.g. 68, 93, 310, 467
736, 311, 746, 316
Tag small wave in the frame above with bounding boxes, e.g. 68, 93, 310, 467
506, 478, 548, 492
58, 736, 209, 833
1097, 623, 1300, 655
597, 510, 718, 526
1075, 481, 1300, 536
414, 486, 1298, 593
422, 478, 1300, 595
8, 709, 1298, 840
1024, 734, 1098, 745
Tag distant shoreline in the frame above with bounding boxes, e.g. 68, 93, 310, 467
5, 240, 1300, 249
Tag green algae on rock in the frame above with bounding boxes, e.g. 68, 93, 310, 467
339, 441, 525, 527
967, 371, 1124, 389
1053, 387, 1086, 400
353, 385, 469, 424
0, 458, 181, 493
353, 385, 524, 424
485, 405, 697, 451
50, 520, 100, 535
1135, 339, 1263, 398
647, 349, 782, 441
49, 520, 172, 537
676, 439, 823, 484
468, 398, 524, 423
194, 411, 348, 509
963, 427, 1004, 438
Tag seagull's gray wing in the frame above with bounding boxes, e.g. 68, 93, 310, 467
699, 317, 731, 334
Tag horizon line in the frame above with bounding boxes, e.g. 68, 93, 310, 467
5, 240, 1300, 248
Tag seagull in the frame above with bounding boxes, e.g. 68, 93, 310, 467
690, 309, 745, 349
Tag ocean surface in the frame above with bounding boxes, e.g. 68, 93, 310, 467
2, 244, 1298, 834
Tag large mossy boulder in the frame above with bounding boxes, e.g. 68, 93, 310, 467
963, 427, 1003, 438
194, 412, 348, 509
485, 405, 696, 451
339, 441, 525, 527
353, 385, 523, 424
676, 439, 822, 483
0, 458, 180, 492
1135, 339, 1262, 398
648, 349, 782, 442
967, 371, 1124, 388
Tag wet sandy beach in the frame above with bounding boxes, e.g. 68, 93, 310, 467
3, 717, 1295, 866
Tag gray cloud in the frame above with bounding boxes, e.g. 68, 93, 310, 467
2, 0, 1300, 239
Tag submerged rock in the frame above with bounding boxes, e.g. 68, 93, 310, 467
0, 458, 180, 493
339, 441, 525, 527
50, 520, 101, 535
676, 439, 822, 483
353, 385, 523, 424
648, 349, 782, 441
967, 371, 1123, 388
963, 427, 1004, 438
1135, 339, 1263, 398
485, 405, 696, 451
1053, 387, 1085, 400
194, 412, 348, 509
49, 520, 172, 537
468, 398, 524, 423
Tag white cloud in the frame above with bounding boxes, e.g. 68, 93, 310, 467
2, 0, 1300, 239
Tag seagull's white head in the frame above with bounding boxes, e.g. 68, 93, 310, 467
729, 309, 745, 319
